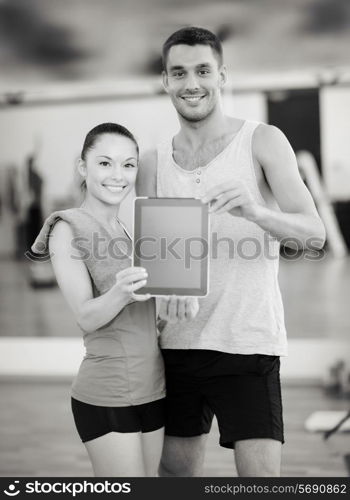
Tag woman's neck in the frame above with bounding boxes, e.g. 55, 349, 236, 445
80, 194, 120, 229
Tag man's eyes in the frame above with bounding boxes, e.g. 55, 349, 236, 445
171, 69, 210, 78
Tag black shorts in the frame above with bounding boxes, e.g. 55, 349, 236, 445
162, 349, 284, 449
71, 398, 165, 443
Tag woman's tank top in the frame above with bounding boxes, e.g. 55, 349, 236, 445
157, 120, 288, 356
32, 208, 165, 406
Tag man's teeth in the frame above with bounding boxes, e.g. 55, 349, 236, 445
183, 96, 204, 101
104, 185, 125, 193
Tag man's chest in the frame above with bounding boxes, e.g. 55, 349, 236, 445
173, 134, 235, 170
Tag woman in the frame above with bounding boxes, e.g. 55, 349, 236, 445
32, 123, 166, 476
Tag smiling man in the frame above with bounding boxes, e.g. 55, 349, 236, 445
136, 27, 325, 477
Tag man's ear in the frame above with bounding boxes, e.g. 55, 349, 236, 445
162, 70, 169, 93
219, 65, 227, 88
77, 158, 87, 179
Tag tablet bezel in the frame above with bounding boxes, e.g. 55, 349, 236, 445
132, 197, 209, 297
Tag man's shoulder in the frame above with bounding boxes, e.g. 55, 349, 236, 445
253, 123, 286, 148
252, 123, 290, 163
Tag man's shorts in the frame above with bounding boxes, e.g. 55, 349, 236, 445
161, 349, 284, 449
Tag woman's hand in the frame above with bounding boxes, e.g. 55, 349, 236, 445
114, 267, 151, 303
158, 296, 199, 324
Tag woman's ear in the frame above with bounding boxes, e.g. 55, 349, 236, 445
77, 158, 87, 179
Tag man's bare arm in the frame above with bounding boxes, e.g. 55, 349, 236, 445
136, 149, 157, 197
252, 124, 326, 248
202, 124, 326, 250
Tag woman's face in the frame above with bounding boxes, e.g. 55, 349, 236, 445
81, 133, 138, 205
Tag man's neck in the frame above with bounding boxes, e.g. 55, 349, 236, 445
172, 112, 245, 170
176, 106, 229, 151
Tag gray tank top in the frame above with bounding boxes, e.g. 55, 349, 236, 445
32, 208, 165, 406
157, 120, 287, 356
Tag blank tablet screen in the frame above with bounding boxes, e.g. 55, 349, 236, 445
133, 198, 209, 296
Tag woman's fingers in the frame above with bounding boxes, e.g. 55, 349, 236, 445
118, 271, 148, 287
116, 267, 147, 281
131, 292, 151, 302
127, 279, 147, 293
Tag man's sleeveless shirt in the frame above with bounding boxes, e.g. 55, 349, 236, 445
156, 120, 287, 356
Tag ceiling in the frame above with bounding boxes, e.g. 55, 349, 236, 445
1, 0, 350, 88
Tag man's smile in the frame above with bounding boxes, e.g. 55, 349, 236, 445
181, 94, 206, 103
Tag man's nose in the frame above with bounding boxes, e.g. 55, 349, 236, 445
185, 72, 200, 91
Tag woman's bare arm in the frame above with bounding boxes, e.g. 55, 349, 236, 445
49, 221, 148, 333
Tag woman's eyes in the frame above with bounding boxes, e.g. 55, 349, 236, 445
99, 161, 136, 168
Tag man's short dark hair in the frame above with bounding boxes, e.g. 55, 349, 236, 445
162, 27, 223, 71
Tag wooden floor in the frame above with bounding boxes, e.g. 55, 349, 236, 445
0, 381, 348, 477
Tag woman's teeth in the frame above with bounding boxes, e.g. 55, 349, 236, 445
104, 185, 125, 193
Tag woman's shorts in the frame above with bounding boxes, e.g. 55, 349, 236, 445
71, 397, 165, 443
162, 349, 284, 449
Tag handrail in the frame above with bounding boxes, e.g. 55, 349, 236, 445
296, 150, 347, 258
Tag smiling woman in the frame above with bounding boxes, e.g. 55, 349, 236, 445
77, 122, 139, 198
30, 122, 166, 477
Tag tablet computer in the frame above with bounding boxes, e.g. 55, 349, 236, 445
132, 197, 209, 297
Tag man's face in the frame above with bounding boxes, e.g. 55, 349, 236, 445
163, 44, 226, 123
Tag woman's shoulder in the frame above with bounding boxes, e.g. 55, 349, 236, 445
46, 207, 83, 224
49, 217, 73, 239
31, 208, 83, 255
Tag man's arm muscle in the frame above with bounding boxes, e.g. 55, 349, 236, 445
252, 124, 326, 248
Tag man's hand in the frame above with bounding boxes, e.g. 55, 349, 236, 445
201, 180, 262, 221
158, 296, 199, 324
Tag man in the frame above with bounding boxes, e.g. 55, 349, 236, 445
136, 27, 325, 477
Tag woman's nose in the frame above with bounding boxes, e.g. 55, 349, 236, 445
111, 164, 123, 180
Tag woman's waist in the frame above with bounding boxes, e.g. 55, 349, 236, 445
72, 356, 165, 406
83, 329, 159, 357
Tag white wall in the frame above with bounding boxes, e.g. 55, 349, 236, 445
0, 90, 267, 235
223, 91, 267, 122
320, 86, 350, 201
0, 337, 347, 382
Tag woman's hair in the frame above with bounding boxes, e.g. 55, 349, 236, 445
79, 122, 139, 192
